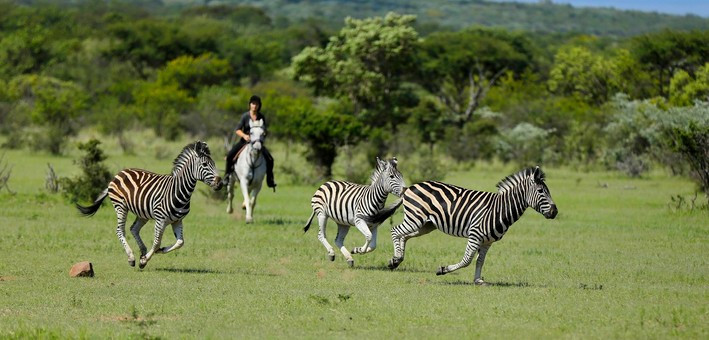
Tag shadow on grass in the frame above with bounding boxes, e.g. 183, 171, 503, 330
155, 267, 281, 277
356, 265, 432, 274
438, 280, 542, 288
154, 267, 224, 274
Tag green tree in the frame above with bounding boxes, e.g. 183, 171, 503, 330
7, 74, 86, 154
631, 30, 709, 97
670, 63, 709, 106
417, 28, 537, 126
157, 53, 232, 96
547, 45, 620, 105
133, 81, 193, 140
292, 12, 420, 129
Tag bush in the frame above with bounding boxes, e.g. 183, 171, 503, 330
60, 139, 113, 203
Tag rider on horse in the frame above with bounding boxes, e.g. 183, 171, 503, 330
223, 95, 277, 191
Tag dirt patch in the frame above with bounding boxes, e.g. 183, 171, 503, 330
0, 276, 17, 282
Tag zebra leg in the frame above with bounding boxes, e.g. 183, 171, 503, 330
474, 243, 492, 286
316, 213, 336, 261
115, 207, 136, 267
334, 224, 353, 266
129, 217, 149, 260
158, 220, 184, 254
436, 236, 482, 276
139, 220, 168, 269
240, 177, 253, 223
389, 221, 435, 270
350, 219, 373, 256
226, 176, 234, 214
353, 225, 378, 254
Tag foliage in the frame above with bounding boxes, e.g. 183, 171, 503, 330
59, 139, 112, 204
548, 46, 621, 105
6, 74, 86, 154
661, 104, 709, 203
292, 102, 365, 178
669, 63, 709, 106
292, 12, 420, 129
156, 53, 232, 95
631, 30, 709, 97
496, 122, 553, 167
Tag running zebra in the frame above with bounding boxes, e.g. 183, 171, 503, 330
304, 157, 406, 267
76, 141, 222, 269
388, 166, 558, 285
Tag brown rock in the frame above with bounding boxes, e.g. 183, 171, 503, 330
69, 261, 94, 278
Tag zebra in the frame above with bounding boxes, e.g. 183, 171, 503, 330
388, 166, 558, 285
304, 157, 406, 267
76, 141, 222, 269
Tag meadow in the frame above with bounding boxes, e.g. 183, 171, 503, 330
0, 135, 707, 339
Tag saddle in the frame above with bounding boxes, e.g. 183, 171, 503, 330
232, 144, 247, 162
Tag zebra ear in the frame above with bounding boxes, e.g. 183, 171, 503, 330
390, 157, 398, 168
533, 166, 544, 182
376, 157, 385, 168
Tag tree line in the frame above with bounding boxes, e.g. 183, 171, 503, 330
0, 1, 707, 202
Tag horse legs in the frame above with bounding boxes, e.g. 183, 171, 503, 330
436, 236, 482, 276
334, 224, 353, 266
316, 213, 336, 261
139, 220, 168, 269
129, 217, 149, 261
248, 179, 263, 217
239, 177, 253, 223
226, 175, 235, 214
157, 220, 184, 254
114, 207, 136, 267
389, 215, 435, 270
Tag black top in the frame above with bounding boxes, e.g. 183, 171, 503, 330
235, 111, 267, 142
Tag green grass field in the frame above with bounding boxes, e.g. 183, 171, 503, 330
1, 136, 707, 338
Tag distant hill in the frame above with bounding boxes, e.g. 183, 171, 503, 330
163, 0, 709, 36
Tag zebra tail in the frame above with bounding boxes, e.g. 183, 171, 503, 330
303, 210, 316, 233
76, 188, 109, 217
361, 198, 404, 225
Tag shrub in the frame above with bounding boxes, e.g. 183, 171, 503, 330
60, 139, 112, 203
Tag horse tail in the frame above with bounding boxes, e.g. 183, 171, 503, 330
303, 210, 316, 233
361, 198, 404, 225
76, 189, 109, 217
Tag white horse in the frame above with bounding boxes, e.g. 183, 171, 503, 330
226, 119, 267, 223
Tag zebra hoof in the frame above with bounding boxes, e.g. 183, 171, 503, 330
139, 256, 147, 269
388, 258, 400, 270
328, 254, 335, 261
245, 218, 253, 224
436, 266, 446, 276
128, 260, 135, 267
226, 207, 233, 214
347, 259, 354, 267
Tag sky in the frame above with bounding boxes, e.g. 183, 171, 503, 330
497, 1, 709, 17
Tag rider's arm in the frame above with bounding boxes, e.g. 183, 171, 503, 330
236, 129, 249, 141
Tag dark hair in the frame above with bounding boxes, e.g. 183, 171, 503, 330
249, 95, 262, 112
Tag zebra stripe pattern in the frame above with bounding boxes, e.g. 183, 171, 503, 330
304, 157, 406, 267
388, 166, 557, 285
77, 141, 222, 269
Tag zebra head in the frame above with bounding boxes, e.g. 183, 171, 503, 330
375, 157, 406, 197
193, 141, 222, 191
526, 166, 557, 219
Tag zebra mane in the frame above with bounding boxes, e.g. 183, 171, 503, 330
369, 162, 386, 184
495, 167, 543, 194
172, 141, 210, 175
369, 158, 398, 184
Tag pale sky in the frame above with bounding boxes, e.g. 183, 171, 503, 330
497, 0, 709, 17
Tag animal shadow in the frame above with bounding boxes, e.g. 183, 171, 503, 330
357, 265, 431, 274
154, 267, 223, 274
439, 279, 538, 288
